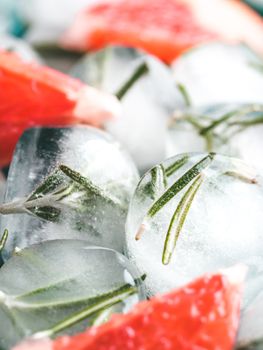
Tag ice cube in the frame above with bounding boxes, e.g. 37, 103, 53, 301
71, 46, 185, 173
172, 42, 263, 106
0, 239, 145, 349
125, 153, 263, 308
0, 34, 41, 62
0, 126, 139, 259
166, 103, 263, 170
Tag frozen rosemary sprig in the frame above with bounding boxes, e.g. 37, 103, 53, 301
115, 61, 149, 100
135, 153, 214, 240
200, 105, 263, 136
162, 174, 204, 265
32, 282, 138, 338
0, 165, 122, 222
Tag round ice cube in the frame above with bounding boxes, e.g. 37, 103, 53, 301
0, 239, 145, 349
166, 103, 263, 169
71, 46, 184, 172
126, 153, 263, 305
172, 42, 263, 106
1, 126, 139, 258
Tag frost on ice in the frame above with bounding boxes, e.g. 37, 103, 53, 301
0, 240, 144, 349
0, 126, 139, 259
125, 153, 263, 310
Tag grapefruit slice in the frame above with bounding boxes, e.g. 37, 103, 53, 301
61, 0, 263, 63
0, 50, 120, 167
14, 266, 244, 350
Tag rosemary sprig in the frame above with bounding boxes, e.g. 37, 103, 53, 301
32, 283, 138, 338
135, 153, 214, 240
200, 105, 263, 136
177, 83, 192, 107
0, 229, 8, 252
162, 174, 204, 265
0, 165, 123, 222
115, 61, 149, 100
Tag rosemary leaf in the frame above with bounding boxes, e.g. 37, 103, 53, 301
33, 283, 138, 338
59, 165, 121, 209
0, 229, 8, 252
149, 165, 167, 199
165, 155, 189, 177
200, 105, 263, 135
90, 306, 114, 327
27, 170, 65, 201
177, 83, 192, 107
115, 61, 149, 100
229, 114, 263, 127
162, 174, 204, 265
148, 153, 214, 218
200, 110, 238, 135
28, 206, 61, 222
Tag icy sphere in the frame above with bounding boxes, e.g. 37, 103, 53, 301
0, 34, 41, 62
71, 46, 184, 172
1, 126, 139, 259
126, 153, 263, 302
0, 240, 145, 349
166, 103, 263, 169
172, 42, 263, 106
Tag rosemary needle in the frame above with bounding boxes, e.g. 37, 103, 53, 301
162, 174, 204, 265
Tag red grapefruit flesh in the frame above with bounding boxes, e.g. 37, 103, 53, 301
0, 50, 120, 167
62, 0, 263, 63
14, 266, 244, 350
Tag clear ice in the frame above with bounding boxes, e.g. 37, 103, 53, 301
125, 153, 263, 310
172, 42, 263, 106
166, 103, 263, 170
0, 239, 144, 349
71, 46, 185, 172
0, 126, 139, 259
